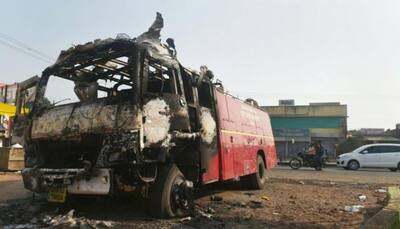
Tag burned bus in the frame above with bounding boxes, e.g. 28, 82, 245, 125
13, 13, 277, 218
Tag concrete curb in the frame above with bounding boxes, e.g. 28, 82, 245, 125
363, 186, 400, 229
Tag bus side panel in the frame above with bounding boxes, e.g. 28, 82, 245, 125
235, 100, 265, 177
229, 98, 256, 177
215, 90, 259, 179
215, 90, 277, 181
214, 90, 236, 180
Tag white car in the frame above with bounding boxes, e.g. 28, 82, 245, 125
336, 143, 400, 171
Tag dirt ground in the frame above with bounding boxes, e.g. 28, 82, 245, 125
0, 173, 388, 229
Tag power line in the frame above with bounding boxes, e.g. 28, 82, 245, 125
0, 39, 53, 64
0, 32, 54, 62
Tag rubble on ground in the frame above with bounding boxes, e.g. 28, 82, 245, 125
358, 194, 367, 201
376, 188, 387, 193
344, 205, 365, 213
0, 178, 389, 229
1, 200, 116, 229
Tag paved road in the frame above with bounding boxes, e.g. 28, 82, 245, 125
269, 165, 400, 185
0, 173, 30, 203
0, 166, 398, 204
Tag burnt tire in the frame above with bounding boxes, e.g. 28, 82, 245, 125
248, 155, 267, 190
289, 158, 302, 170
347, 160, 360, 170
149, 164, 193, 218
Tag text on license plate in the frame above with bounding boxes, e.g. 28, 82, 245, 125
47, 187, 67, 203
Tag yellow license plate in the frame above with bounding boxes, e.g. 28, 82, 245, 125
48, 187, 67, 203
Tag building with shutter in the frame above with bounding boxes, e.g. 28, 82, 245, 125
262, 101, 347, 161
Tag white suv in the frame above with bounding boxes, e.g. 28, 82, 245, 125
336, 143, 400, 171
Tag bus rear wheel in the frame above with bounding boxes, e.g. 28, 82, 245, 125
242, 155, 266, 190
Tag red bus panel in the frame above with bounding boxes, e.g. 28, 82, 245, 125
214, 89, 277, 181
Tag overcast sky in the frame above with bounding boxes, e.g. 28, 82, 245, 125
0, 0, 399, 129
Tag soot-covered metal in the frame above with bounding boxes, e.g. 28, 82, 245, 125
16, 12, 218, 205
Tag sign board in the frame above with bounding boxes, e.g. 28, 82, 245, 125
360, 128, 385, 136
274, 128, 309, 138
278, 99, 295, 106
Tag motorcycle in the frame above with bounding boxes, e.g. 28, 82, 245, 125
289, 149, 328, 171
